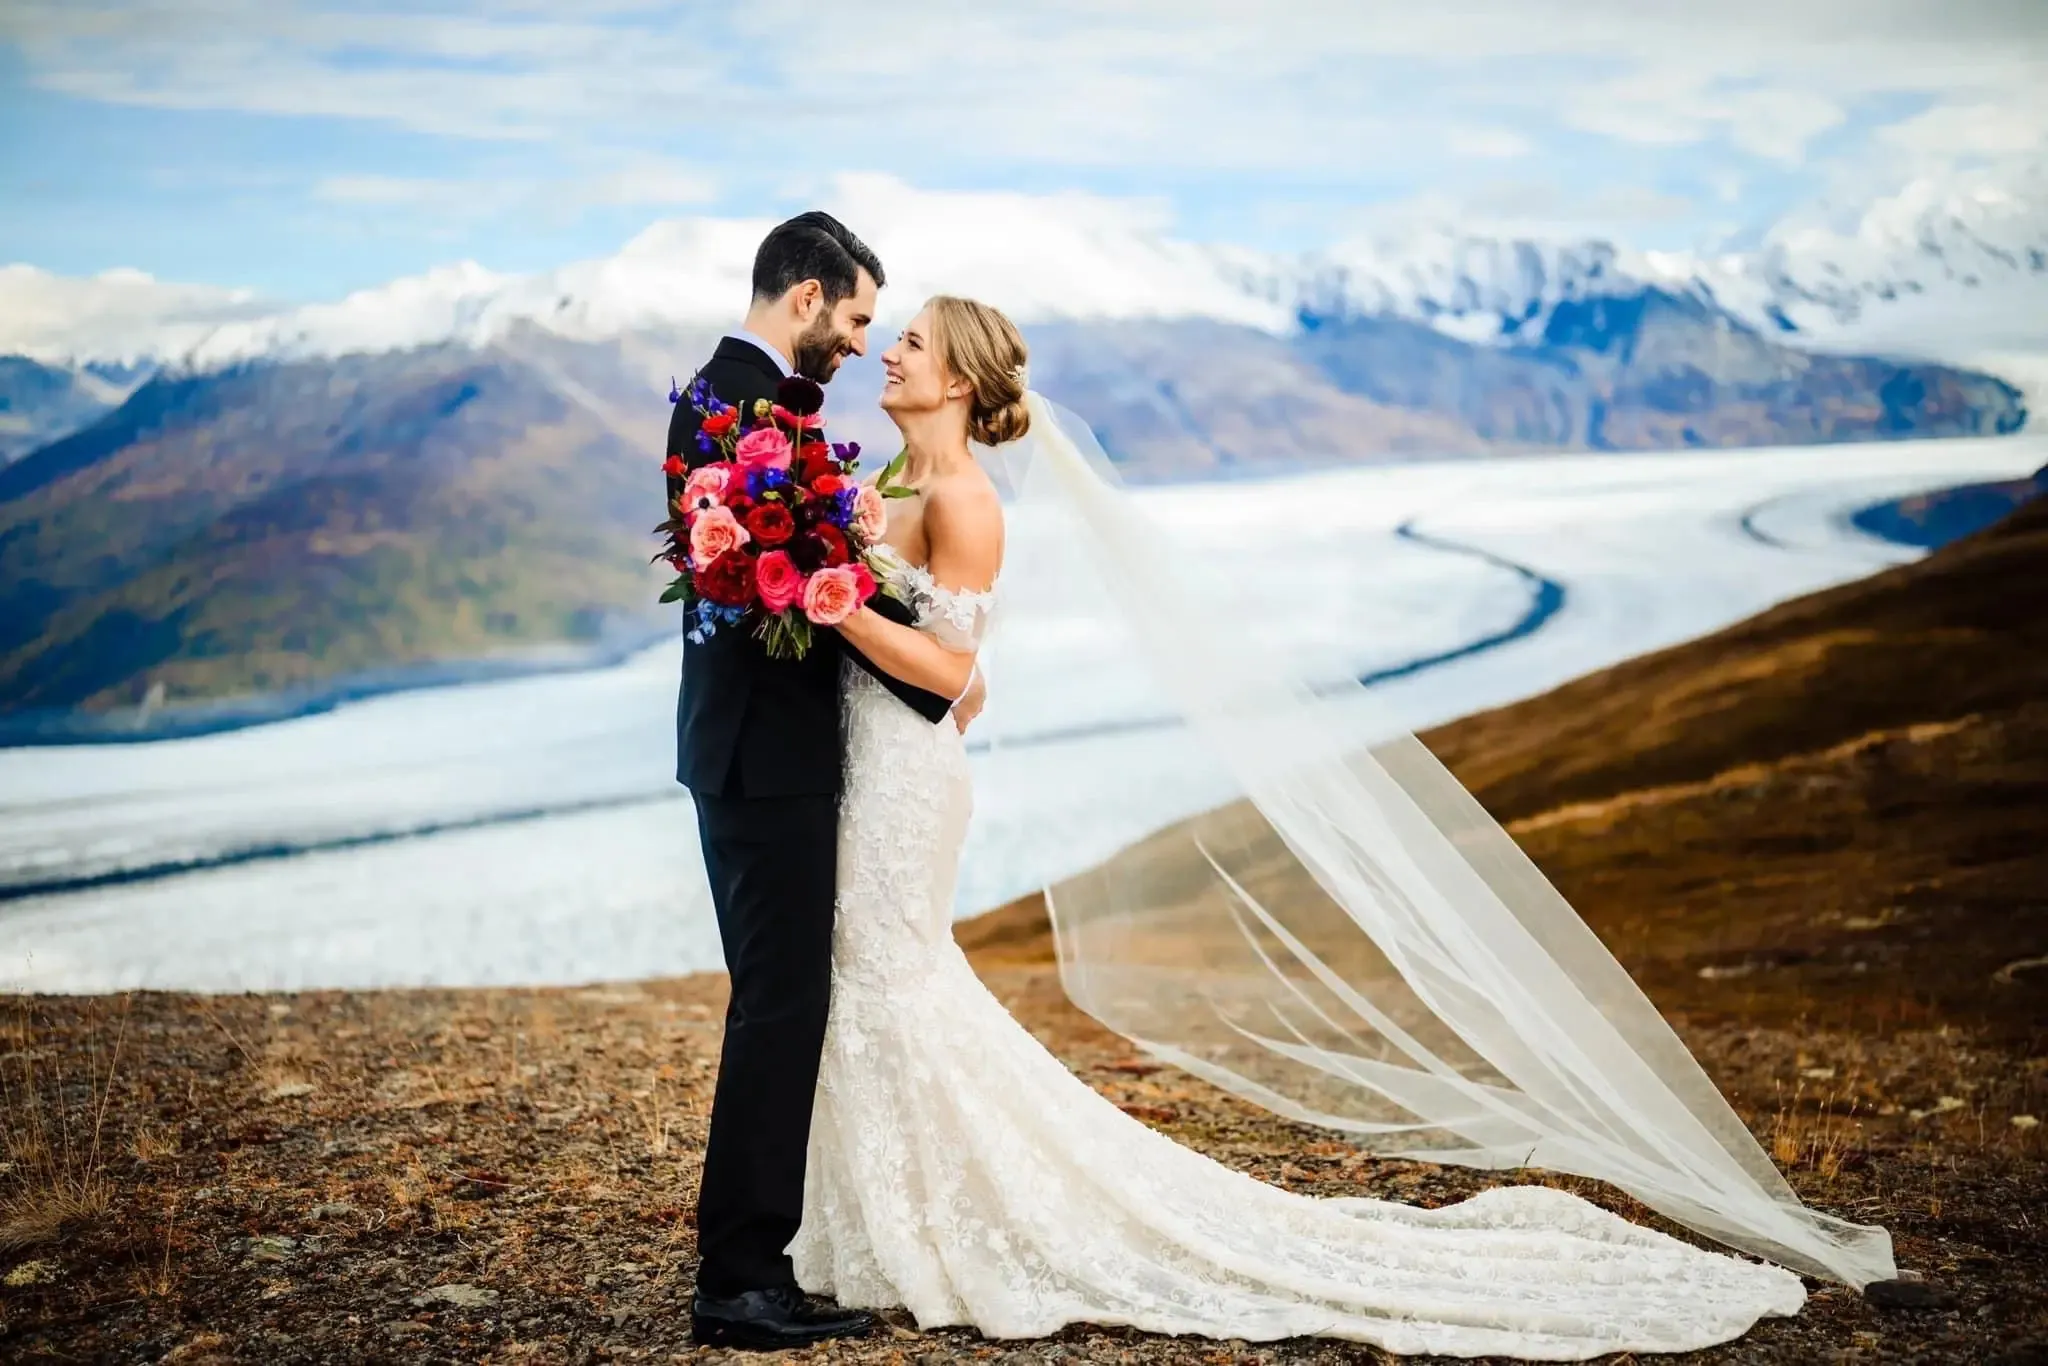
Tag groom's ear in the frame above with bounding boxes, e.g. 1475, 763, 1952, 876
789, 278, 825, 320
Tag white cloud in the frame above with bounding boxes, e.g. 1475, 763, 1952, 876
309, 158, 716, 221
0, 263, 272, 363
3, 0, 2043, 287
4, 0, 2041, 176
1446, 127, 1535, 160
1723, 90, 1850, 165
1350, 181, 1698, 244
1562, 70, 1846, 165
581, 160, 718, 208
1880, 95, 2048, 161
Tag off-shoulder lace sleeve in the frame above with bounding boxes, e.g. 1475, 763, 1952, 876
900, 563, 998, 653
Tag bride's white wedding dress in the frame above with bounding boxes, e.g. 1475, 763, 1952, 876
788, 548, 1806, 1360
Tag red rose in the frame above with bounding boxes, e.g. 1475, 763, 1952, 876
701, 410, 739, 439
814, 523, 850, 566
662, 455, 685, 478
745, 502, 795, 547
693, 549, 756, 607
789, 454, 826, 487
810, 473, 846, 498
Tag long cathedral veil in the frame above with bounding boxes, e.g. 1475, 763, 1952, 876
971, 391, 1896, 1290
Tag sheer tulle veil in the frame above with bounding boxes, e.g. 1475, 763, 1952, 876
969, 389, 1896, 1290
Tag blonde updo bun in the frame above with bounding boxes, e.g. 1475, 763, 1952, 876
972, 391, 1032, 447
927, 295, 1032, 446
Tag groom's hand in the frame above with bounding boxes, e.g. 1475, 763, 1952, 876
952, 667, 987, 734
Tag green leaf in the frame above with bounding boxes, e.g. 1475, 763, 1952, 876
753, 609, 817, 661
659, 580, 691, 604
873, 448, 923, 499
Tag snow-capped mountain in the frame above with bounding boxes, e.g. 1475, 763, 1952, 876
1722, 167, 2048, 356
5, 171, 2034, 718
4, 170, 2043, 379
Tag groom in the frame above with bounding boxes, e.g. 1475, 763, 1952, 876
668, 211, 951, 1350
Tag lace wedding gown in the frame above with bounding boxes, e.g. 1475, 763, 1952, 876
789, 551, 1806, 1360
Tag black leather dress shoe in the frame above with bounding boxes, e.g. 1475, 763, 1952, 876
690, 1284, 876, 1350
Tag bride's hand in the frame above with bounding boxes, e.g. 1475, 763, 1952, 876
953, 667, 986, 734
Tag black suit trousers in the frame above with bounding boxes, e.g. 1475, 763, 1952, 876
689, 786, 838, 1296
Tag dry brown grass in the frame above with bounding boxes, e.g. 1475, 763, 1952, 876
0, 995, 128, 1252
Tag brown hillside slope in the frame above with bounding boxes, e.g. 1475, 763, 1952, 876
1420, 494, 2047, 1042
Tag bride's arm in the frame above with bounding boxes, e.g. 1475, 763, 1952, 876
837, 484, 1002, 701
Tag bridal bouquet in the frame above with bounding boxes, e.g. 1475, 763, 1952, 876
657, 374, 901, 660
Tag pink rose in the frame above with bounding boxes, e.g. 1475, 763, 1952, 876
688, 504, 750, 563
851, 484, 888, 542
754, 550, 804, 613
684, 464, 730, 510
734, 427, 792, 472
849, 561, 877, 603
802, 565, 862, 626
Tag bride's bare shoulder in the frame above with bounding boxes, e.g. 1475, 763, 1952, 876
926, 467, 1003, 529
923, 469, 1005, 577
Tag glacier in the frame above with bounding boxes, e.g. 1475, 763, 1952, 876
3, 430, 2041, 995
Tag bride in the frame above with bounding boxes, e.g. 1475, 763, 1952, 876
801, 294, 1851, 1359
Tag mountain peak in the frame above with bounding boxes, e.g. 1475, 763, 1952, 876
6, 168, 2046, 374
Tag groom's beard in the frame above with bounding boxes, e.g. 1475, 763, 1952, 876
793, 317, 853, 384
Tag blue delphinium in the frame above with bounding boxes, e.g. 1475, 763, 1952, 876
829, 486, 858, 529
747, 467, 794, 501
687, 599, 746, 644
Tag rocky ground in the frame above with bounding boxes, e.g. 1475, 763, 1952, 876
4, 496, 2043, 1363
0, 930, 2043, 1365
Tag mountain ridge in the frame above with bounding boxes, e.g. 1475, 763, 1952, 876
0, 170, 2034, 715
0, 303, 2022, 719
6, 167, 2044, 374
0, 334, 671, 714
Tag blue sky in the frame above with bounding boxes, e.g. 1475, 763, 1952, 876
1, 0, 2042, 303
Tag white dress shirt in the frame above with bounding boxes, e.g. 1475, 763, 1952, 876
729, 328, 793, 378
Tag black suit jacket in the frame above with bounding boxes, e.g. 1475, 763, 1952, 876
668, 338, 952, 797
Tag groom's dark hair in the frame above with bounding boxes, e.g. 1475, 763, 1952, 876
751, 211, 886, 305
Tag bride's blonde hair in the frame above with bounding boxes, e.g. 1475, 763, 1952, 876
926, 295, 1031, 446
